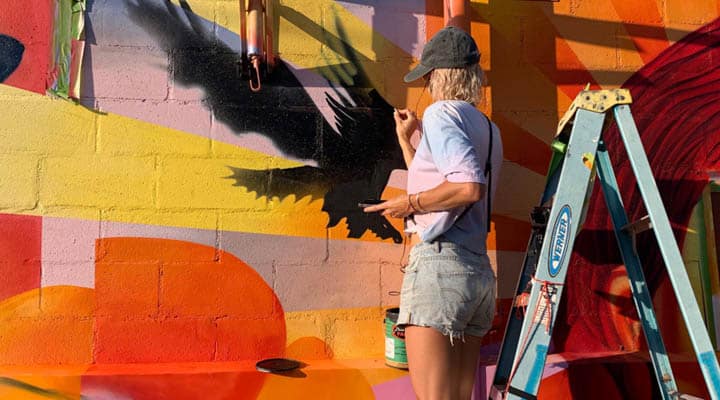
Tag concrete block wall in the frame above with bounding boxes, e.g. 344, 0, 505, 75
0, 0, 720, 398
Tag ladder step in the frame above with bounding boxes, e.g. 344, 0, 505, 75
621, 215, 652, 234
507, 385, 538, 400
679, 395, 704, 400
490, 384, 538, 400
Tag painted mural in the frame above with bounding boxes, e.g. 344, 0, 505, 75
554, 18, 720, 398
0, 0, 719, 399
124, 0, 408, 243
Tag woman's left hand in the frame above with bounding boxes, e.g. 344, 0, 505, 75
363, 195, 413, 219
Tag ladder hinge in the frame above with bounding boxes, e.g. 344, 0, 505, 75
556, 87, 633, 137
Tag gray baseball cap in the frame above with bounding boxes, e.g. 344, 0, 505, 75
403, 26, 481, 83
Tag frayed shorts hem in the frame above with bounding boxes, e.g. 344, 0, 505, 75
396, 313, 490, 345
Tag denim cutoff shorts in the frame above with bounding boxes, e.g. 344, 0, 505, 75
396, 239, 496, 341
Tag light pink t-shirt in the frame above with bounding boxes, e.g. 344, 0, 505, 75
406, 100, 503, 254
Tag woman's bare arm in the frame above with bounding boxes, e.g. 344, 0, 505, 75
363, 181, 484, 218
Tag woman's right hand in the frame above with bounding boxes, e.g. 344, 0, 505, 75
394, 108, 418, 143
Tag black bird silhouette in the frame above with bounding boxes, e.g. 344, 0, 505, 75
125, 0, 406, 242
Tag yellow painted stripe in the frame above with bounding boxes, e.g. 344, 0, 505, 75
0, 84, 347, 240
285, 306, 385, 359
283, 307, 409, 385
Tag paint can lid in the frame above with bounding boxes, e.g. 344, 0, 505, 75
255, 358, 301, 373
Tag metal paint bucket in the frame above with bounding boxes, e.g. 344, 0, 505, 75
384, 307, 408, 369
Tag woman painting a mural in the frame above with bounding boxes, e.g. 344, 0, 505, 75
364, 26, 502, 400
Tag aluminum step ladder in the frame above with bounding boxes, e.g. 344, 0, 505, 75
489, 88, 720, 399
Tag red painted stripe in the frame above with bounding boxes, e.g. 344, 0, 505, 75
0, 0, 53, 93
0, 214, 42, 301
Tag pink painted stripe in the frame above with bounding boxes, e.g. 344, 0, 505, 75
41, 217, 218, 289
336, 0, 426, 59
371, 364, 498, 400
372, 375, 416, 400
42, 217, 99, 288
38, 216, 410, 312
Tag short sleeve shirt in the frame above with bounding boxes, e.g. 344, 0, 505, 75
406, 100, 503, 254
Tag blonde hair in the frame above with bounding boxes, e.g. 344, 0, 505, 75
428, 64, 484, 105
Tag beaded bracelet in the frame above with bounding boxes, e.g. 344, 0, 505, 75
415, 192, 425, 212
408, 193, 418, 213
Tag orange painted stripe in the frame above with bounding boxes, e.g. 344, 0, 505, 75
493, 112, 552, 176
611, 0, 669, 64
95, 237, 285, 365
477, 1, 598, 99
548, 28, 600, 97
426, 0, 445, 40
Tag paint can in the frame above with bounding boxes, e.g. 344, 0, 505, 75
384, 307, 408, 369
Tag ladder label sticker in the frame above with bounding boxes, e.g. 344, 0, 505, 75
548, 205, 572, 277
532, 290, 556, 327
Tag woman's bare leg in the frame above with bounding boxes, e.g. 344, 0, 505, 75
406, 326, 484, 400
405, 326, 453, 400
454, 334, 483, 399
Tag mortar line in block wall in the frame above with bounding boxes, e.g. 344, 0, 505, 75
154, 155, 160, 209
34, 158, 41, 210
324, 228, 330, 262
158, 264, 163, 320
215, 212, 221, 262
165, 46, 173, 102
272, 260, 278, 294
93, 112, 99, 155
